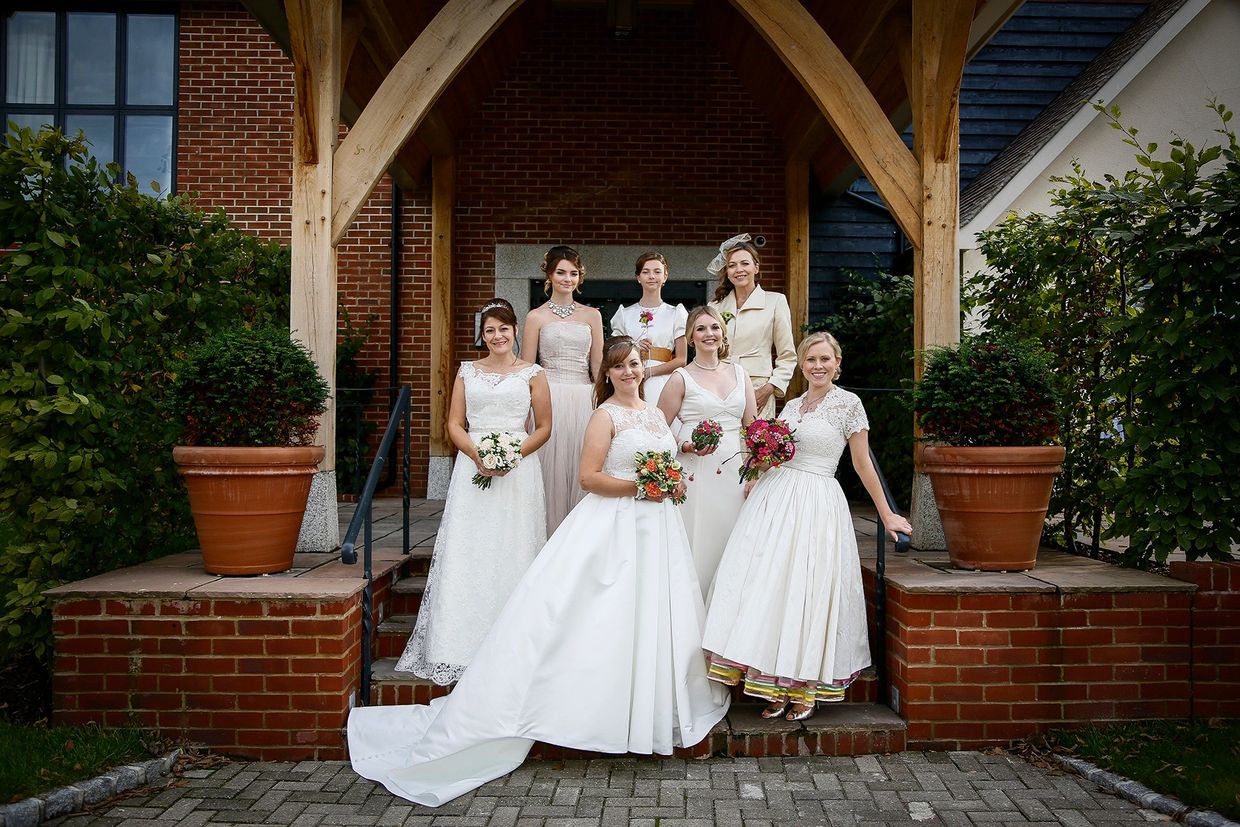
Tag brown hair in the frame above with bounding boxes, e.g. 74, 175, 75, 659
476, 298, 518, 348
796, 331, 843, 380
634, 251, 669, 277
593, 336, 646, 408
685, 305, 730, 360
712, 242, 762, 303
542, 245, 586, 294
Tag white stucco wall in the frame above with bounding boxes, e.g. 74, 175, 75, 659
960, 0, 1240, 277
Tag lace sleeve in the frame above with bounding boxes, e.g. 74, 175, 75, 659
518, 363, 544, 381
842, 392, 869, 439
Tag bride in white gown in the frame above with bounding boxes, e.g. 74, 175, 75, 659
348, 336, 730, 806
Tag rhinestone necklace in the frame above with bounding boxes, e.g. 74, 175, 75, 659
548, 300, 577, 319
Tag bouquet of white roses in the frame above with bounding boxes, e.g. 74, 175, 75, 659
472, 432, 524, 490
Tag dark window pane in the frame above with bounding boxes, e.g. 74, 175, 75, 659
125, 114, 172, 194
6, 12, 56, 105
66, 13, 117, 105
126, 15, 175, 106
65, 113, 115, 166
5, 112, 56, 135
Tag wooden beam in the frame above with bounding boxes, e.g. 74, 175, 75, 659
912, 0, 972, 371
729, 0, 922, 249
430, 155, 455, 458
332, 0, 524, 243
785, 156, 810, 399
287, 0, 341, 467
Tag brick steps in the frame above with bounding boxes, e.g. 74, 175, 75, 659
366, 657, 904, 758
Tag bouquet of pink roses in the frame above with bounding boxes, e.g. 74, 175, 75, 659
738, 418, 796, 482
690, 419, 723, 451
634, 450, 687, 504
472, 431, 523, 490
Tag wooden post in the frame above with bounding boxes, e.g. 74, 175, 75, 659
287, 0, 341, 550
430, 155, 454, 458
909, 0, 971, 549
785, 156, 810, 399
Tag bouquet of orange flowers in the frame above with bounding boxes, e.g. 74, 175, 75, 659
738, 418, 796, 482
634, 450, 686, 504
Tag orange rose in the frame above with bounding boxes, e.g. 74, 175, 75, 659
644, 481, 662, 498
666, 469, 681, 481
645, 459, 658, 472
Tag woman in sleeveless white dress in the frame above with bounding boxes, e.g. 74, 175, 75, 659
348, 338, 729, 806
609, 252, 687, 406
702, 333, 912, 722
397, 300, 550, 684
657, 306, 755, 597
522, 246, 603, 533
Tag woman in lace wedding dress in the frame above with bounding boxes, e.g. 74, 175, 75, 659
609, 251, 687, 405
657, 305, 755, 597
522, 245, 603, 533
349, 337, 729, 806
395, 299, 551, 685
702, 332, 912, 722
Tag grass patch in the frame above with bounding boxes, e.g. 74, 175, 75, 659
0, 721, 162, 803
1044, 719, 1240, 820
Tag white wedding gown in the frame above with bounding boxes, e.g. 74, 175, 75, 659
348, 402, 730, 806
395, 361, 546, 684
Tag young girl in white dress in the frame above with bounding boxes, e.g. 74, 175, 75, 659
657, 305, 756, 597
522, 245, 603, 534
610, 252, 687, 405
396, 299, 550, 684
702, 332, 912, 722
349, 337, 729, 806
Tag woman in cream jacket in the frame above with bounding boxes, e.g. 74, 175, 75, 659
708, 235, 797, 418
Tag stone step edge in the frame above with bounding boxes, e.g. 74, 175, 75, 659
0, 748, 180, 827
1054, 754, 1239, 827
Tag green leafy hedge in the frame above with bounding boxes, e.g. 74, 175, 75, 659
0, 127, 289, 657
973, 102, 1239, 565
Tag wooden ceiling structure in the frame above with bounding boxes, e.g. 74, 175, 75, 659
240, 0, 1021, 475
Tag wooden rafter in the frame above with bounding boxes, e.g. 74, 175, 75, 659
728, 0, 923, 249
331, 0, 525, 243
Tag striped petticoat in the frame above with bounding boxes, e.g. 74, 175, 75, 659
705, 653, 860, 705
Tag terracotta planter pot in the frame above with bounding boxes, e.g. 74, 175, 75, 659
173, 445, 325, 575
922, 445, 1065, 572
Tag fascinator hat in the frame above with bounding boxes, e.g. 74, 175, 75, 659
706, 233, 753, 277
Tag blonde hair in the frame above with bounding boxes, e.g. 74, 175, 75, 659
685, 305, 730, 359
796, 331, 843, 380
712, 242, 762, 303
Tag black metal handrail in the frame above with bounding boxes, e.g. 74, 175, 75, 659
867, 444, 910, 708
340, 383, 412, 707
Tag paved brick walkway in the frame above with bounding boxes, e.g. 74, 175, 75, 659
48, 752, 1170, 826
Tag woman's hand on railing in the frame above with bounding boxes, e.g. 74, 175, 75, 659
881, 511, 913, 543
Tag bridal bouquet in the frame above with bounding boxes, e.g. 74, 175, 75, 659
472, 432, 523, 490
634, 450, 687, 504
690, 419, 723, 451
738, 418, 796, 482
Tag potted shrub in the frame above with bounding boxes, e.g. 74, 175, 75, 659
168, 326, 330, 575
911, 334, 1063, 571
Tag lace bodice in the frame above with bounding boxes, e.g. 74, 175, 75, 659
674, 363, 747, 432
461, 361, 543, 433
599, 403, 676, 481
776, 388, 869, 477
537, 322, 593, 384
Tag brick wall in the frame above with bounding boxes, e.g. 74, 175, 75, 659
883, 587, 1194, 750
53, 594, 362, 760
1169, 561, 1240, 718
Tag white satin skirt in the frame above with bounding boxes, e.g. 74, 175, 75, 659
348, 491, 730, 806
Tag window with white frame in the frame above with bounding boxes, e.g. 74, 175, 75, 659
2, 7, 177, 194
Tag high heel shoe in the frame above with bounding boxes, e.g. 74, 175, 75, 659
785, 703, 815, 722
760, 699, 790, 719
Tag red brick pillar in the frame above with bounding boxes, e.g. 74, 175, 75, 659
1169, 560, 1240, 718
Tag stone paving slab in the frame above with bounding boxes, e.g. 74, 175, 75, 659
41, 753, 1174, 827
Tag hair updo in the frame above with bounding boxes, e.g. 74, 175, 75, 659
634, 251, 669, 277
593, 336, 646, 408
476, 298, 518, 348
685, 305, 730, 360
796, 331, 843, 380
542, 245, 586, 294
